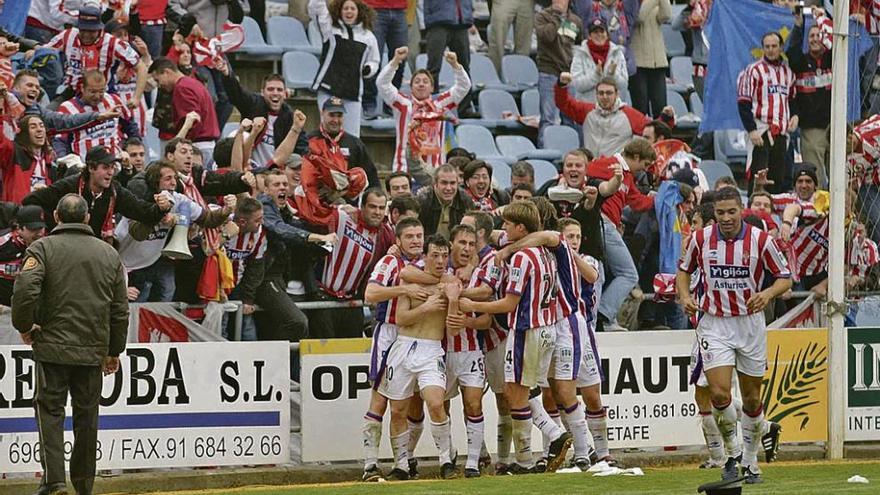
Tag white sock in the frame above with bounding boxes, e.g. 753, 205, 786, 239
700, 411, 725, 462
586, 408, 609, 459
391, 430, 409, 471
466, 415, 485, 470
497, 414, 513, 464
529, 396, 563, 445
712, 401, 742, 459
733, 396, 743, 421
431, 419, 452, 465
563, 402, 591, 459
406, 416, 424, 461
511, 406, 534, 467
362, 413, 383, 470
741, 407, 765, 469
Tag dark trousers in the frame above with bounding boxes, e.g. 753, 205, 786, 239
748, 132, 788, 194
629, 68, 668, 117
254, 275, 309, 342
362, 8, 409, 114
425, 25, 472, 111
34, 361, 102, 495
130, 257, 176, 302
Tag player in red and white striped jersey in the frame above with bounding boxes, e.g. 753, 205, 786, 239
460, 201, 571, 473
677, 187, 791, 484
106, 19, 151, 137
737, 32, 797, 192
223, 197, 267, 342
43, 6, 146, 104
360, 216, 426, 482
54, 70, 138, 160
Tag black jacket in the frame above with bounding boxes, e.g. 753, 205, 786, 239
22, 173, 165, 238
259, 194, 323, 294
127, 166, 251, 201
220, 72, 306, 154
786, 23, 832, 130
417, 188, 475, 237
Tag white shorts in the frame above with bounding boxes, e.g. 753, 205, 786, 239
485, 342, 507, 393
575, 317, 602, 388
505, 325, 556, 388
369, 322, 398, 383
445, 350, 486, 400
540, 313, 589, 386
697, 312, 767, 378
689, 335, 709, 388
377, 336, 446, 401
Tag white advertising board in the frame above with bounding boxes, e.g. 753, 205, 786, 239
300, 331, 704, 462
0, 342, 289, 472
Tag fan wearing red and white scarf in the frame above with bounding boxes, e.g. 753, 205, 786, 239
179, 172, 223, 253
408, 99, 446, 163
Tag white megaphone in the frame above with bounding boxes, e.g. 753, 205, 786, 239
161, 193, 193, 260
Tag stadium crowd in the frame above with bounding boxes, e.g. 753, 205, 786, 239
0, 0, 879, 484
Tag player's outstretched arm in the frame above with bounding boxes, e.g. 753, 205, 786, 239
495, 231, 560, 265
460, 293, 521, 315
364, 282, 431, 305
400, 264, 441, 285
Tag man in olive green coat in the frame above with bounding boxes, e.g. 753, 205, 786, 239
12, 194, 129, 495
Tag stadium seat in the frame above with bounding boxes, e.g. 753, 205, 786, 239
714, 129, 749, 164
527, 159, 559, 186
238, 16, 285, 58
501, 54, 539, 91
667, 90, 699, 129
689, 92, 703, 118
662, 24, 686, 58
521, 88, 539, 116
486, 159, 512, 190
282, 51, 319, 90
469, 53, 519, 92
670, 2, 686, 21
496, 135, 562, 161
266, 16, 321, 55
415, 53, 453, 89
222, 122, 240, 137
621, 87, 632, 105
456, 124, 514, 163
541, 125, 580, 155
668, 56, 694, 94
699, 160, 735, 189
470, 89, 522, 129
308, 20, 322, 49
144, 120, 161, 161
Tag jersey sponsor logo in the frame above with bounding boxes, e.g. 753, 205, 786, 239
708, 264, 750, 279
343, 224, 375, 251
509, 266, 522, 282
226, 248, 251, 261
767, 84, 790, 95
808, 228, 829, 249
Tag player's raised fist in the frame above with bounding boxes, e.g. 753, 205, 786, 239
393, 47, 408, 63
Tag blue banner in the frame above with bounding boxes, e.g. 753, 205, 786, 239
701, 0, 795, 132
0, 0, 31, 36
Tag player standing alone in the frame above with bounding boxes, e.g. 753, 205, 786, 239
676, 187, 791, 484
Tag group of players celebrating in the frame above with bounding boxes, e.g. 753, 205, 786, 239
358, 182, 786, 483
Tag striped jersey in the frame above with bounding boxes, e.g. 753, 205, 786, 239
679, 224, 790, 317
224, 226, 268, 287
851, 114, 880, 187
57, 93, 133, 159
579, 254, 600, 324
368, 253, 423, 325
506, 247, 559, 331
551, 233, 587, 318
736, 57, 796, 135
849, 226, 880, 279
110, 64, 147, 137
45, 29, 140, 95
788, 215, 829, 281
449, 245, 495, 353
478, 249, 509, 352
320, 208, 379, 299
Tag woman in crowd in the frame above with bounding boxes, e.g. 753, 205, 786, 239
0, 114, 54, 204
570, 18, 628, 103
309, 0, 380, 137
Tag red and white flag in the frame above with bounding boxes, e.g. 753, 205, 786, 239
192, 22, 245, 67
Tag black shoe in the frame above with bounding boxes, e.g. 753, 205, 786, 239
450, 448, 459, 469
495, 462, 510, 475
464, 467, 481, 478
573, 457, 591, 471
408, 458, 419, 480
742, 464, 763, 484
546, 432, 573, 473
588, 447, 599, 465
762, 421, 782, 463
440, 462, 458, 479
534, 457, 548, 473
361, 464, 383, 482
721, 456, 740, 482
35, 483, 68, 495
386, 467, 410, 481
507, 463, 536, 475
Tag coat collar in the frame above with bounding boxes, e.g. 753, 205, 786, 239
50, 223, 95, 236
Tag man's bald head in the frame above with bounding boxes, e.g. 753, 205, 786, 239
55, 194, 89, 224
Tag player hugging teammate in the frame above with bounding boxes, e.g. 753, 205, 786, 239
360, 196, 615, 480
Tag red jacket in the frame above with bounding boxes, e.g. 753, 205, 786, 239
364, 0, 407, 8
0, 138, 54, 204
172, 76, 220, 142
587, 154, 654, 227
138, 0, 169, 22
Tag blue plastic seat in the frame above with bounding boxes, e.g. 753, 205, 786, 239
521, 88, 539, 116
486, 159, 512, 190
496, 135, 562, 161
699, 160, 735, 189
668, 56, 694, 94
689, 92, 703, 118
415, 53, 453, 90
667, 90, 699, 129
266, 16, 321, 55
714, 129, 749, 164
456, 124, 514, 164
541, 125, 580, 155
527, 159, 559, 187
222, 122, 240, 137
239, 16, 284, 58
501, 54, 539, 91
662, 24, 686, 58
308, 20, 322, 49
469, 53, 518, 92
282, 51, 319, 89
